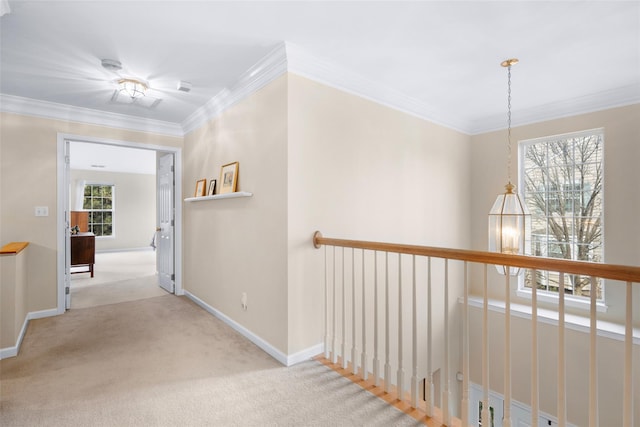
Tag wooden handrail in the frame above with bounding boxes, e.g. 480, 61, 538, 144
313, 231, 640, 283
0, 242, 29, 255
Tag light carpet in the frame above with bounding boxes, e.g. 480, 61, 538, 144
71, 250, 167, 309
0, 295, 422, 426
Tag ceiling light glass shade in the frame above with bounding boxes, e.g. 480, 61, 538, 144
488, 182, 531, 276
118, 79, 147, 99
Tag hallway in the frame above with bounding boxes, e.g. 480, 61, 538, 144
0, 295, 422, 426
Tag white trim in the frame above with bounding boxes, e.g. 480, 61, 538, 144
57, 133, 184, 309
516, 288, 608, 313
184, 291, 288, 365
0, 308, 59, 359
181, 43, 288, 135
1, 94, 183, 137
285, 42, 470, 134
184, 290, 322, 366
464, 296, 640, 344
96, 247, 155, 254
469, 85, 640, 134
287, 343, 325, 366
0, 315, 28, 359
4, 48, 638, 138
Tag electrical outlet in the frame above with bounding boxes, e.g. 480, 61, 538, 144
241, 292, 248, 311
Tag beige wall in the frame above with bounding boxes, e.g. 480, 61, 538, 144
470, 104, 640, 324
182, 73, 472, 370
0, 112, 182, 313
287, 74, 471, 414
0, 247, 28, 349
182, 75, 289, 353
70, 169, 156, 251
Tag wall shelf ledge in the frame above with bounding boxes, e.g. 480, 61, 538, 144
184, 191, 253, 203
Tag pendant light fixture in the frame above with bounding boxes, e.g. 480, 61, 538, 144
488, 58, 531, 276
118, 78, 147, 99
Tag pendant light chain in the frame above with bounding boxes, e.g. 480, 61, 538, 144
507, 64, 512, 185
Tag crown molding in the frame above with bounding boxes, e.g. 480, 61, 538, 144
181, 42, 289, 135
284, 42, 471, 134
0, 94, 183, 137
3, 47, 637, 139
469, 84, 640, 135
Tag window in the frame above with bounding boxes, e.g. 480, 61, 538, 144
520, 129, 603, 299
83, 184, 114, 237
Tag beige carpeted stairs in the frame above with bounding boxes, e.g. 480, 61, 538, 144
0, 295, 422, 426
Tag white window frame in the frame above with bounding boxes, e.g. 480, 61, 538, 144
517, 128, 606, 312
82, 182, 115, 239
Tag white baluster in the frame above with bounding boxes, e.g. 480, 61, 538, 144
384, 252, 391, 393
332, 247, 337, 364
373, 251, 380, 386
397, 254, 405, 401
623, 281, 633, 427
589, 276, 598, 427
342, 248, 347, 369
425, 257, 433, 417
443, 259, 450, 426
324, 246, 330, 359
461, 262, 469, 427
504, 273, 511, 427
361, 249, 368, 380
481, 264, 490, 427
531, 269, 539, 427
410, 255, 418, 408
558, 272, 566, 427
351, 248, 357, 374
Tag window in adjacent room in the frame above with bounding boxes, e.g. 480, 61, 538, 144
519, 129, 604, 300
83, 184, 114, 237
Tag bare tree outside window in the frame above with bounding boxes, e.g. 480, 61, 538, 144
83, 184, 114, 237
521, 130, 603, 298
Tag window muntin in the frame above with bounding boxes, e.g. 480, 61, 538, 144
520, 130, 603, 299
82, 184, 114, 237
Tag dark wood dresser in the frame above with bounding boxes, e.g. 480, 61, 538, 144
71, 232, 95, 277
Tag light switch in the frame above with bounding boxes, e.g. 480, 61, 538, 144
35, 206, 49, 217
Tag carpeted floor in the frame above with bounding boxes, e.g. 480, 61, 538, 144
71, 250, 167, 309
0, 295, 422, 426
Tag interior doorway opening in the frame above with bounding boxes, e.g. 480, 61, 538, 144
56, 133, 183, 314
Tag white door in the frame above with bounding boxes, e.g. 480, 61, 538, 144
157, 153, 175, 293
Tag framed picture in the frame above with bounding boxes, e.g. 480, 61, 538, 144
208, 179, 217, 196
194, 179, 207, 197
219, 162, 239, 194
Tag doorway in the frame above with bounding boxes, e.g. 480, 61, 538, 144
56, 133, 183, 313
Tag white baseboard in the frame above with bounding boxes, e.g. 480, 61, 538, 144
184, 291, 323, 367
96, 247, 155, 254
0, 308, 58, 359
286, 342, 324, 366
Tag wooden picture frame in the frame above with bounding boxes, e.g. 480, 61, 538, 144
194, 179, 207, 197
219, 162, 239, 194
208, 179, 217, 196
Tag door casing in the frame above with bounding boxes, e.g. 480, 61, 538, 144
56, 133, 183, 314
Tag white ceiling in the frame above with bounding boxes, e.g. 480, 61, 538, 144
69, 141, 156, 175
1, 1, 639, 136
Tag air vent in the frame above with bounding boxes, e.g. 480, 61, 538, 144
177, 80, 192, 92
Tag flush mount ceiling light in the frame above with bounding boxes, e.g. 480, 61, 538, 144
488, 58, 531, 276
118, 78, 147, 99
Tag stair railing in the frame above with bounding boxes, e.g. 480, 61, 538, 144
313, 231, 639, 427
